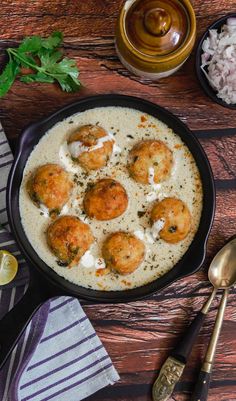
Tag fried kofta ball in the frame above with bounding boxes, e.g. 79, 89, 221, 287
27, 164, 73, 214
129, 140, 173, 184
67, 124, 114, 171
102, 232, 145, 275
83, 178, 128, 221
151, 197, 191, 243
47, 215, 94, 267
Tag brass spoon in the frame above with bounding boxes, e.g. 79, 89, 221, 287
190, 238, 236, 400
152, 238, 236, 401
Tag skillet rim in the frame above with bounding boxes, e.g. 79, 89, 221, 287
7, 94, 215, 303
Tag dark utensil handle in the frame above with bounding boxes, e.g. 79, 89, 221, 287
171, 311, 206, 363
152, 311, 209, 401
190, 370, 211, 401
0, 285, 49, 369
0, 268, 61, 369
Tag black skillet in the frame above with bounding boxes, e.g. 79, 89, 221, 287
0, 94, 215, 368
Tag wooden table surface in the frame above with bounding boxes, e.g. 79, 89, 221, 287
1, 1, 236, 400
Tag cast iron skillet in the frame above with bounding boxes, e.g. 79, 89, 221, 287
0, 94, 215, 368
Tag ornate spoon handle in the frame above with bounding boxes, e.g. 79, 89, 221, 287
152, 288, 217, 401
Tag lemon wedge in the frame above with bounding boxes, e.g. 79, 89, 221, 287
0, 250, 18, 285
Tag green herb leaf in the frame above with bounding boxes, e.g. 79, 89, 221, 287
39, 50, 63, 70
18, 35, 43, 54
20, 72, 55, 83
41, 31, 63, 50
0, 31, 81, 97
0, 60, 19, 97
56, 58, 79, 76
9, 50, 38, 69
56, 74, 81, 92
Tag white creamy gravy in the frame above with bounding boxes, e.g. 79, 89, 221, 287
19, 107, 203, 291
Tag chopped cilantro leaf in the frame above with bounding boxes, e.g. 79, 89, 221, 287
0, 31, 81, 96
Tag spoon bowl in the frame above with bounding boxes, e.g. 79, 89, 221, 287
209, 238, 236, 290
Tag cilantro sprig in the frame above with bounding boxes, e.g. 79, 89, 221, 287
0, 31, 81, 97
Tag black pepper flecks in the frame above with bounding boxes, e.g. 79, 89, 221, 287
81, 171, 89, 180
56, 260, 69, 267
168, 226, 177, 233
138, 211, 146, 218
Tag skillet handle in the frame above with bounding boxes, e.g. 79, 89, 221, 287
0, 270, 60, 369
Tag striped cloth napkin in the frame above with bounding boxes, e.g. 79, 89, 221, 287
0, 124, 119, 401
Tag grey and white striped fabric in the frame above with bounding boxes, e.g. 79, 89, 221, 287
0, 124, 119, 401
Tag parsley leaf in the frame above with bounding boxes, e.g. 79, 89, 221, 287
55, 58, 79, 77
57, 74, 82, 93
20, 72, 55, 83
0, 31, 81, 97
0, 59, 19, 97
39, 50, 63, 68
41, 31, 63, 50
18, 36, 43, 54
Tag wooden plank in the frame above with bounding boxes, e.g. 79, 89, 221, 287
1, 51, 236, 139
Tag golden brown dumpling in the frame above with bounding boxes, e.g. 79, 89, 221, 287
47, 215, 94, 267
151, 197, 191, 243
27, 164, 73, 215
83, 178, 128, 221
68, 125, 114, 171
129, 140, 173, 184
102, 232, 145, 275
